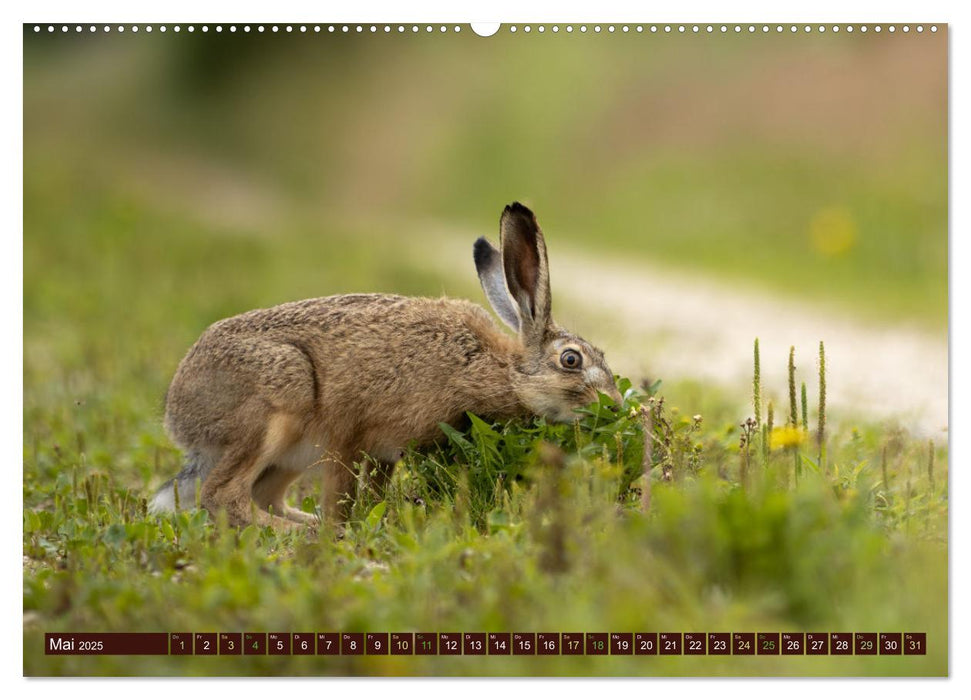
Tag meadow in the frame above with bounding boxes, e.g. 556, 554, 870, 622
23, 27, 948, 676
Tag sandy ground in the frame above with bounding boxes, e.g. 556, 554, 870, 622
421, 232, 948, 437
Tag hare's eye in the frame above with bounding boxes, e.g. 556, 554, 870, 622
560, 349, 582, 370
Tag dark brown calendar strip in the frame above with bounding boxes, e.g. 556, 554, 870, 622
44, 632, 927, 655
44, 633, 169, 655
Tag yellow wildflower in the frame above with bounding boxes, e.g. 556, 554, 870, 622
809, 206, 857, 257
770, 426, 808, 450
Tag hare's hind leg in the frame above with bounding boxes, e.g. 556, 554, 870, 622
251, 465, 319, 526
199, 448, 298, 530
199, 420, 305, 532
170, 340, 319, 531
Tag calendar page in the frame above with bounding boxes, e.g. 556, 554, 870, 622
22, 20, 948, 677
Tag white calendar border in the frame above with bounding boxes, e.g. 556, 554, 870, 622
4, 1, 965, 698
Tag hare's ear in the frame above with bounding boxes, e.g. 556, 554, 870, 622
500, 202, 552, 346
474, 237, 521, 332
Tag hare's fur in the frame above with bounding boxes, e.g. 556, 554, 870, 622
151, 203, 619, 530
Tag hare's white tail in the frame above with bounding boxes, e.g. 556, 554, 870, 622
148, 450, 214, 514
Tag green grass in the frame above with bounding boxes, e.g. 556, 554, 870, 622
23, 186, 947, 676
23, 368, 948, 675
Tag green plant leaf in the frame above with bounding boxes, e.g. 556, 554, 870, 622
365, 501, 387, 532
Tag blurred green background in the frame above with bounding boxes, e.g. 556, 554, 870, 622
23, 25, 948, 677
25, 26, 947, 324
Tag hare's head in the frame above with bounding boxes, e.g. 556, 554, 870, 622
474, 202, 621, 422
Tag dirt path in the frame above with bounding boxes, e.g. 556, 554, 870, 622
421, 232, 948, 437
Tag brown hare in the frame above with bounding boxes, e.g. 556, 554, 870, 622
150, 202, 620, 530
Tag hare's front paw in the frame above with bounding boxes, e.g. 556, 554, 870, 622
211, 506, 305, 533
282, 505, 320, 527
